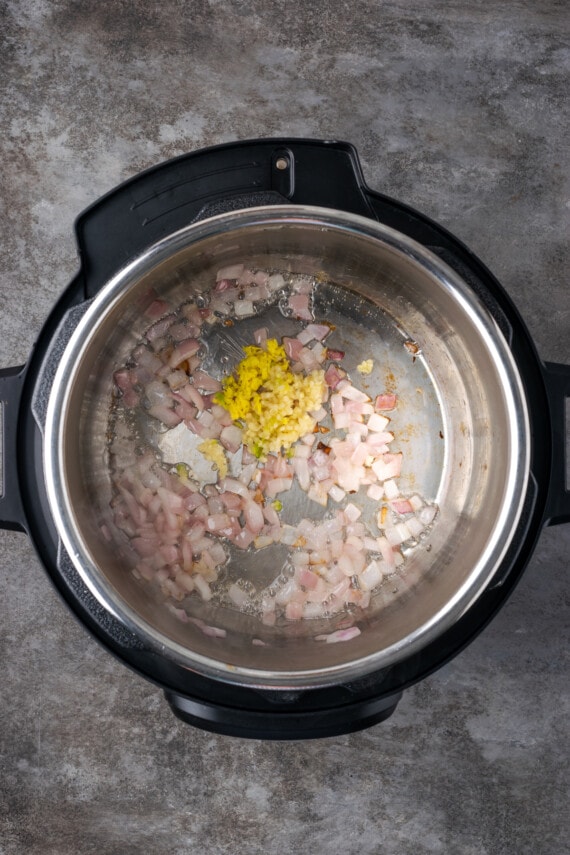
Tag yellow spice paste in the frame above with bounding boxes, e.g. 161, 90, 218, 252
215, 338, 325, 458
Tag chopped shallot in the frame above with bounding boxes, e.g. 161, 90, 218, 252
110, 264, 439, 633
315, 627, 361, 643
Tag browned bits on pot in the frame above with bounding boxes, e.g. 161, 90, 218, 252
384, 370, 397, 393
314, 271, 331, 287
404, 340, 420, 363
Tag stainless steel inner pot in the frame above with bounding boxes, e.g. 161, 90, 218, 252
44, 206, 530, 688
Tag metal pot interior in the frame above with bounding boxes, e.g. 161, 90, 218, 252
45, 206, 529, 687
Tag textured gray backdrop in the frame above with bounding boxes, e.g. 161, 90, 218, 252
1, 2, 568, 854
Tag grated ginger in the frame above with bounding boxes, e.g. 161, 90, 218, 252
215, 339, 325, 458
357, 359, 374, 375
197, 439, 228, 479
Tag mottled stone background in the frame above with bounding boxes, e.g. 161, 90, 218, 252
1, 2, 568, 853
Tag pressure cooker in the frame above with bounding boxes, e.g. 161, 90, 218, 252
1, 138, 568, 738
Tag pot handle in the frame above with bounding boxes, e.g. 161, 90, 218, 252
164, 688, 402, 739
543, 361, 570, 526
0, 365, 27, 532
76, 138, 377, 298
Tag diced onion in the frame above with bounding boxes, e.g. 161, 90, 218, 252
110, 261, 439, 630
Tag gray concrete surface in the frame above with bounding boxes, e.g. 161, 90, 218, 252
1, 1, 568, 853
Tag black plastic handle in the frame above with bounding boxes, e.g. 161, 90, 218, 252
164, 688, 402, 740
76, 138, 377, 298
0, 365, 27, 532
543, 361, 570, 525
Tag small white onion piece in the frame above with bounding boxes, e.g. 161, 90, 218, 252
243, 500, 265, 534
419, 505, 438, 526
328, 484, 346, 503
383, 478, 401, 500
315, 627, 361, 643
193, 575, 213, 601
216, 264, 244, 280
406, 516, 425, 538
367, 413, 390, 432
336, 381, 370, 403
367, 483, 384, 501
201, 624, 227, 638
234, 299, 255, 317
360, 560, 384, 591
220, 477, 250, 498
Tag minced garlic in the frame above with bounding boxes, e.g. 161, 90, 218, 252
357, 359, 374, 375
197, 438, 228, 479
215, 338, 325, 458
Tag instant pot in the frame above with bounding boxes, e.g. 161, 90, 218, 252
1, 138, 568, 738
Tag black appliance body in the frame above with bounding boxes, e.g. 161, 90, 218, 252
1, 139, 568, 739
